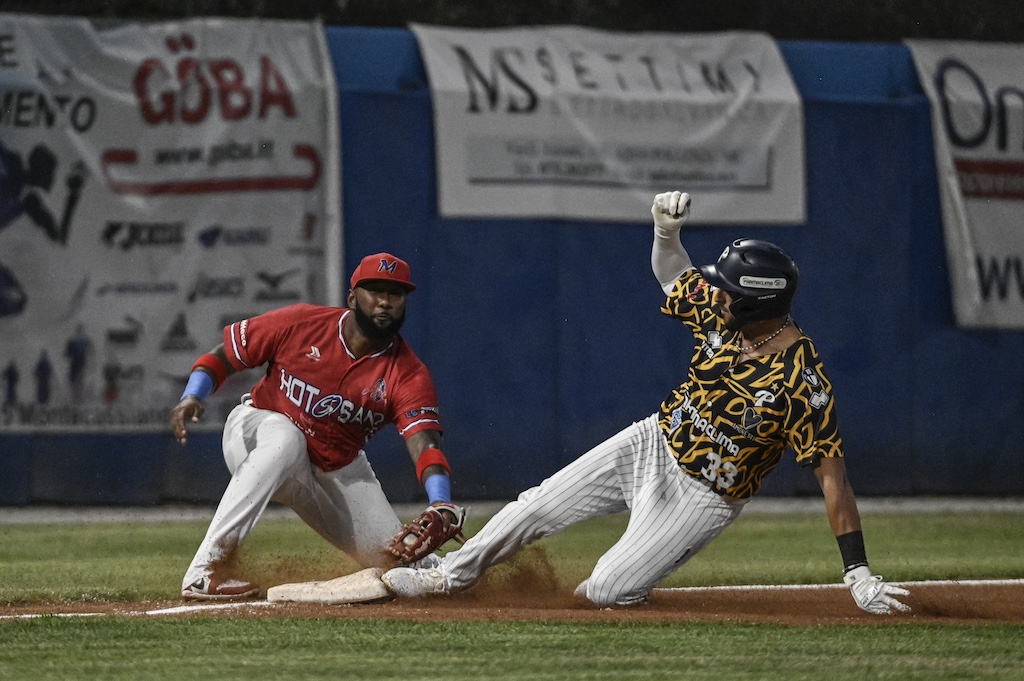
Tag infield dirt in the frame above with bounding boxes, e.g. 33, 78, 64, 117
4, 547, 1023, 626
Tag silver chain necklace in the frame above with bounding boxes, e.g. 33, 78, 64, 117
737, 317, 791, 354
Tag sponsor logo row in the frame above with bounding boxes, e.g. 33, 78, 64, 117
94, 268, 304, 303
98, 220, 324, 251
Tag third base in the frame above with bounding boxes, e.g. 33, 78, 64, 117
266, 567, 393, 605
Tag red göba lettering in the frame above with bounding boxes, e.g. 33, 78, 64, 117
100, 34, 320, 196
133, 34, 297, 125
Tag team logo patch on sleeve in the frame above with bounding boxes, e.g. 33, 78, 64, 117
801, 368, 829, 408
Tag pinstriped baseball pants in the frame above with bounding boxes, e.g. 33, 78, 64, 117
443, 413, 746, 606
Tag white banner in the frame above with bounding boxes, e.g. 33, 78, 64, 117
411, 24, 805, 224
0, 14, 341, 430
907, 40, 1024, 329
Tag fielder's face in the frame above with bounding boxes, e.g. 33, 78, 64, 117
349, 282, 408, 340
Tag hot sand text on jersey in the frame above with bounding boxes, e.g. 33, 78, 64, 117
216, 304, 443, 473
279, 369, 385, 427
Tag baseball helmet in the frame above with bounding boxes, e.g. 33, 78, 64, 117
698, 238, 799, 324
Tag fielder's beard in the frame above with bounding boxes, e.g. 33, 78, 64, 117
353, 303, 405, 342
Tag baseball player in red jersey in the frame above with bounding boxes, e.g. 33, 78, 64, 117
382, 192, 910, 615
170, 252, 461, 600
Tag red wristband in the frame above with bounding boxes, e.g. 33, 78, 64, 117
415, 447, 452, 484
191, 352, 229, 390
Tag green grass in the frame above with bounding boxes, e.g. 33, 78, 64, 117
1, 509, 1023, 680
0, 510, 1021, 600
1, 618, 1022, 680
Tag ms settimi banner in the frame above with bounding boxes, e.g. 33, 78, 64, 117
0, 14, 341, 430
410, 24, 805, 224
907, 40, 1024, 329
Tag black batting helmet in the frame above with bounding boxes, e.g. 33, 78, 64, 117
698, 238, 799, 325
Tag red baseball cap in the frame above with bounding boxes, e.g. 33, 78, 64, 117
350, 252, 416, 292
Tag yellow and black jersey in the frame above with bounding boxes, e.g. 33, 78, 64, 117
656, 270, 844, 499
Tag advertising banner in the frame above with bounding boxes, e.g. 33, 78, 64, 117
907, 40, 1024, 328
411, 24, 805, 224
0, 14, 341, 430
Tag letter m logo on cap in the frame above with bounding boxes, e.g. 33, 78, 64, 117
351, 252, 416, 291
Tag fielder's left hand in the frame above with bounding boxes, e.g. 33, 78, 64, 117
170, 395, 204, 445
844, 566, 911, 614
387, 502, 466, 565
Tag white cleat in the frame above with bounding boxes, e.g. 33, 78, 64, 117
381, 566, 450, 597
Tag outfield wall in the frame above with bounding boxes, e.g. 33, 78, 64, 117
2, 29, 1022, 505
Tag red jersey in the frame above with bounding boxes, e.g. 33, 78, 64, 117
222, 303, 442, 471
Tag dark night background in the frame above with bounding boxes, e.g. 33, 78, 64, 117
3, 0, 1023, 43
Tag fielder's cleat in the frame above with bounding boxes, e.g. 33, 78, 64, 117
381, 566, 449, 597
181, 575, 260, 601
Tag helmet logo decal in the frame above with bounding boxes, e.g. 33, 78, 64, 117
739, 275, 787, 290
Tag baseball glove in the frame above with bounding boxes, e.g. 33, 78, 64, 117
388, 502, 467, 565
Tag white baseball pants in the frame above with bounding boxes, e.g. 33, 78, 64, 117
442, 414, 746, 606
182, 402, 404, 589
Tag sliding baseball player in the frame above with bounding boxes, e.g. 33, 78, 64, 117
381, 192, 910, 615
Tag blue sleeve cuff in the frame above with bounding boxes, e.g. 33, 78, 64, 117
424, 473, 452, 505
180, 370, 214, 401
